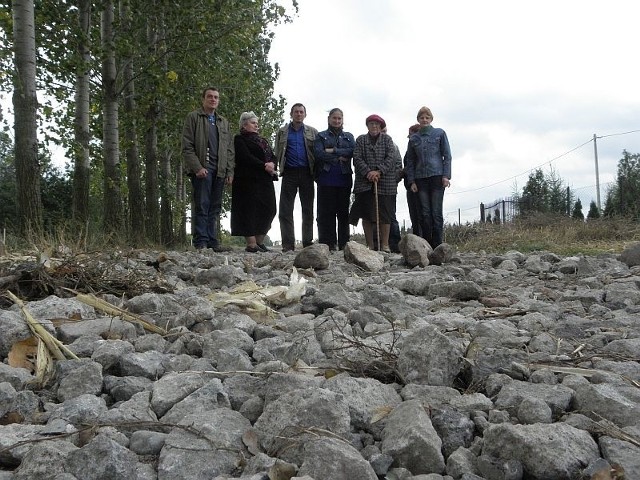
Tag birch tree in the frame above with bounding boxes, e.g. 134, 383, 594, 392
121, 0, 145, 244
12, 0, 43, 237
71, 0, 92, 226
101, 0, 122, 234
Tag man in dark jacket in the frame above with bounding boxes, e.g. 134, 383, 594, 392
275, 103, 318, 252
182, 87, 235, 251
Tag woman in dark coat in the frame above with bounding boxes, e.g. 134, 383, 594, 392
231, 111, 277, 252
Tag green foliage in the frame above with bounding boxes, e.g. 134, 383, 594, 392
40, 161, 73, 233
516, 167, 572, 216
0, 3, 14, 93
603, 150, 640, 220
546, 167, 571, 214
587, 200, 600, 220
519, 169, 548, 214
0, 131, 17, 230
571, 199, 584, 220
0, 133, 73, 234
1, 0, 295, 244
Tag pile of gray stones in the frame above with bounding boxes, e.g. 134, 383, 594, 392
1, 234, 639, 480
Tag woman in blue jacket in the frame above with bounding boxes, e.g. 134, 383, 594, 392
313, 108, 356, 251
404, 106, 452, 248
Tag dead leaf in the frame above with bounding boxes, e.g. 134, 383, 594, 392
590, 463, 626, 479
8, 337, 38, 373
0, 411, 25, 425
242, 429, 262, 456
268, 459, 297, 480
370, 405, 394, 424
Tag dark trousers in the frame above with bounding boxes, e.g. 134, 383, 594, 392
390, 218, 401, 252
279, 167, 315, 249
389, 195, 400, 252
406, 189, 422, 237
317, 185, 351, 249
191, 166, 225, 248
415, 176, 445, 248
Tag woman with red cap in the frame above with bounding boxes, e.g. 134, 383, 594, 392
348, 114, 397, 252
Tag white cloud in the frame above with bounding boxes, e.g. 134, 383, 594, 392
248, 0, 640, 242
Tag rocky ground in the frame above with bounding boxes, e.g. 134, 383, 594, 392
0, 235, 639, 480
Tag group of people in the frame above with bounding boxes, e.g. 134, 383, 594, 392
182, 86, 452, 253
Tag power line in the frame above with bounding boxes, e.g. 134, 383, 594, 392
450, 138, 593, 195
445, 128, 640, 218
450, 128, 640, 196
598, 129, 640, 139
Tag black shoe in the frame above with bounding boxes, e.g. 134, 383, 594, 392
245, 245, 259, 253
257, 244, 269, 252
282, 246, 294, 252
194, 244, 207, 250
211, 245, 232, 252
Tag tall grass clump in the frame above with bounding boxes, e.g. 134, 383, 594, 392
446, 214, 640, 256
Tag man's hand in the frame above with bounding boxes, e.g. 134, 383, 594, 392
196, 168, 208, 179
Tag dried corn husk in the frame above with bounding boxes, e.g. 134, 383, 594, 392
7, 291, 78, 385
75, 293, 167, 335
208, 267, 307, 323
7, 291, 78, 361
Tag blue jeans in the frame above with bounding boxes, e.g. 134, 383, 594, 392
415, 176, 445, 248
191, 166, 225, 248
279, 167, 315, 249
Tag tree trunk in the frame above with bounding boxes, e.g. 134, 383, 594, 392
144, 18, 160, 243
144, 108, 160, 242
12, 0, 43, 238
160, 149, 173, 245
101, 0, 123, 235
72, 0, 91, 226
156, 13, 173, 246
176, 160, 187, 245
121, 0, 145, 246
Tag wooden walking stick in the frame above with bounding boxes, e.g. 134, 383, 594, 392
374, 180, 380, 251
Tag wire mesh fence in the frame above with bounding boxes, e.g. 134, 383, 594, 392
476, 182, 614, 224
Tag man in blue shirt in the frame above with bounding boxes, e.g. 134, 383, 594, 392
275, 103, 318, 252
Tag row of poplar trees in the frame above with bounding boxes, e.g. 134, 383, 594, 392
0, 0, 295, 246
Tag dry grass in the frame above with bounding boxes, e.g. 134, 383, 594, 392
2, 215, 639, 259
446, 214, 640, 256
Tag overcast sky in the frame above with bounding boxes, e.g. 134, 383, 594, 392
234, 0, 640, 243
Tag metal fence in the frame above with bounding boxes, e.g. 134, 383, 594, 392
479, 182, 612, 224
